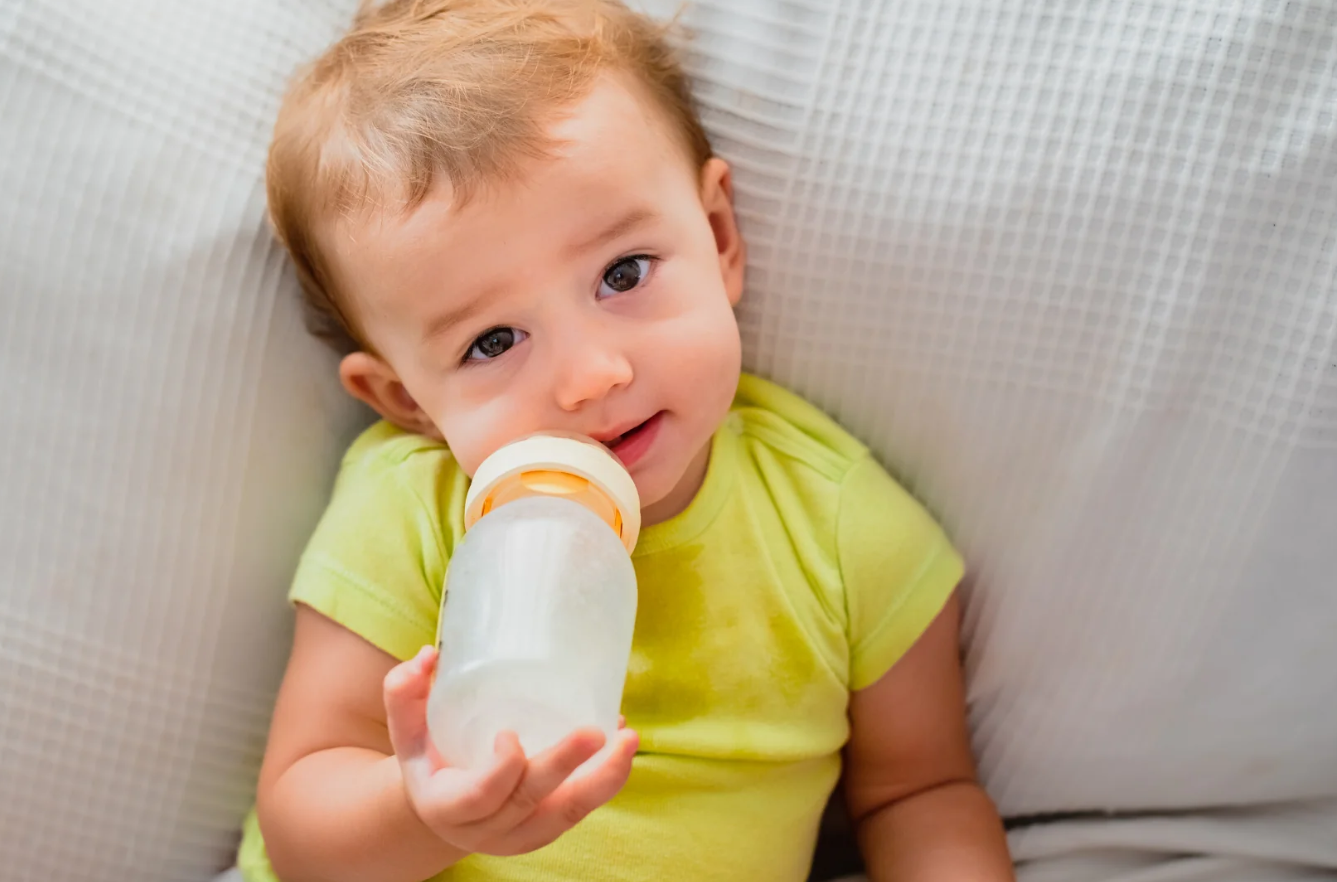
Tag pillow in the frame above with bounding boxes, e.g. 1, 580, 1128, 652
0, 1, 364, 879
642, 0, 1337, 876
2, 0, 1334, 880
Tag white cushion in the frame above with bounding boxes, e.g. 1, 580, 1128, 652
647, 0, 1337, 875
0, 1, 364, 879
2, 0, 1335, 879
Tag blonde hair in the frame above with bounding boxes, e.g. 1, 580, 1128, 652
266, 0, 712, 353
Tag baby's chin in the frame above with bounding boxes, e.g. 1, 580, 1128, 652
636, 450, 713, 526
631, 472, 671, 508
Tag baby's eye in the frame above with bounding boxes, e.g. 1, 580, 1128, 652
465, 327, 527, 362
599, 256, 652, 298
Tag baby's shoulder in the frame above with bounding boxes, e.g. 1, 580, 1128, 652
319, 421, 470, 561
295, 422, 460, 662
724, 375, 939, 554
340, 420, 457, 477
335, 422, 469, 508
726, 378, 964, 691
728, 374, 870, 489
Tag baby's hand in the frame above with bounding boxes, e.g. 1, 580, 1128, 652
383, 645, 639, 857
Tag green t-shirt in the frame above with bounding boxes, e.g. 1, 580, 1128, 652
240, 374, 963, 882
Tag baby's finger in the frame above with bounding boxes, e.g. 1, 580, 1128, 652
384, 646, 438, 768
417, 731, 528, 825
509, 729, 638, 851
474, 728, 605, 830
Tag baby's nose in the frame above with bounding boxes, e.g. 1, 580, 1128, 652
554, 343, 633, 412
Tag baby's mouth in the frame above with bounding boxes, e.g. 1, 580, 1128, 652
603, 420, 649, 450
597, 412, 665, 467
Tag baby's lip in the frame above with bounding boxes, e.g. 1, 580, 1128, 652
590, 416, 653, 446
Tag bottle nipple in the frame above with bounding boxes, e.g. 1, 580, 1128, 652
464, 433, 641, 552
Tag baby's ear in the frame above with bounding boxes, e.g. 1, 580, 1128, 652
339, 352, 440, 438
700, 157, 746, 306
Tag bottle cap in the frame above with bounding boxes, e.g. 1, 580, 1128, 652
464, 433, 641, 552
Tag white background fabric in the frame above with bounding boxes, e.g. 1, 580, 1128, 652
0, 1, 365, 878
2, 0, 1335, 880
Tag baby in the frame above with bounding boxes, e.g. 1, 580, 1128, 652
240, 1, 1012, 880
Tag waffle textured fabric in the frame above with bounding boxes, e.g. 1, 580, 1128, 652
3, 0, 1336, 880
0, 1, 366, 879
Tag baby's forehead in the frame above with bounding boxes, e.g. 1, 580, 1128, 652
337, 84, 692, 251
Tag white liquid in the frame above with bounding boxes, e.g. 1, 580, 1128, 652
427, 495, 637, 769
428, 659, 599, 769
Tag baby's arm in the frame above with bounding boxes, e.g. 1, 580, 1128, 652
843, 594, 1013, 881
255, 604, 638, 882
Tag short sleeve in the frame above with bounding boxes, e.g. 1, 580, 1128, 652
838, 455, 965, 691
289, 429, 464, 662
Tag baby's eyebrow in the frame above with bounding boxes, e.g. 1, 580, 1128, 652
419, 206, 659, 343
570, 206, 658, 256
421, 293, 486, 344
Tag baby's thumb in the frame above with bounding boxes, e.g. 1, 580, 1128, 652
384, 644, 437, 763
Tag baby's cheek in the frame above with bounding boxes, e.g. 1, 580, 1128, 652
437, 400, 531, 472
434, 423, 480, 474
690, 321, 742, 391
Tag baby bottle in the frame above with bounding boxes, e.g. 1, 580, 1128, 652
426, 433, 640, 770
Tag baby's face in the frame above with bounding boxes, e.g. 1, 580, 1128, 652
329, 77, 745, 523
